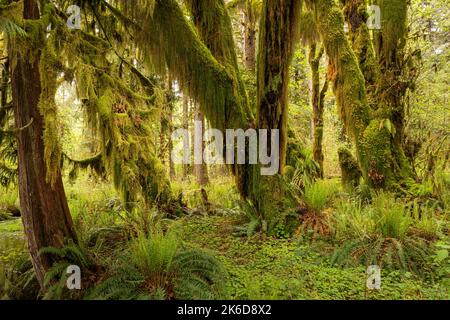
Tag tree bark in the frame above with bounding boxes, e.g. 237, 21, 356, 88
9, 0, 77, 288
193, 105, 209, 186
243, 7, 257, 71
182, 93, 191, 177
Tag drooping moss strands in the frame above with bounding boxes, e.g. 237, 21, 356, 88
26, 2, 175, 208
8, 0, 78, 287
183, 0, 254, 196
109, 0, 259, 198
184, 0, 253, 123
342, 0, 379, 106
257, 0, 302, 173
62, 152, 106, 181
315, 0, 413, 189
38, 32, 64, 185
373, 0, 409, 144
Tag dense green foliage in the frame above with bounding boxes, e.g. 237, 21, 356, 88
0, 0, 448, 301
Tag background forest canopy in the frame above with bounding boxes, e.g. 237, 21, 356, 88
0, 0, 448, 300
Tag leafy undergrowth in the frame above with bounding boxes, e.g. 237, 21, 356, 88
1, 178, 448, 300
172, 212, 449, 300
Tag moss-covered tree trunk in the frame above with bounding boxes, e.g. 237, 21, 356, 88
257, 0, 301, 174
9, 0, 77, 287
309, 44, 328, 178
315, 0, 411, 189
249, 0, 301, 229
342, 0, 379, 106
373, 0, 410, 147
343, 0, 413, 187
184, 0, 254, 197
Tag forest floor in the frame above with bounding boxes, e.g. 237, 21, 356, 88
173, 212, 449, 300
0, 176, 449, 300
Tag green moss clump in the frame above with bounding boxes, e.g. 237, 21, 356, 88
338, 147, 361, 190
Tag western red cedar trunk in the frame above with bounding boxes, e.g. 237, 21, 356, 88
10, 0, 77, 287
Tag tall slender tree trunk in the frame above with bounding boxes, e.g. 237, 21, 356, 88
182, 93, 191, 177
309, 44, 328, 178
193, 104, 209, 186
243, 8, 257, 71
167, 81, 175, 179
160, 77, 176, 179
9, 0, 77, 287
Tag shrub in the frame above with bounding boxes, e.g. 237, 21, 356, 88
0, 254, 40, 300
372, 193, 412, 240
303, 179, 340, 212
41, 241, 100, 300
330, 193, 435, 274
89, 229, 226, 300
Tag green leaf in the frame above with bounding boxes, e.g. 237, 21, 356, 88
435, 249, 449, 263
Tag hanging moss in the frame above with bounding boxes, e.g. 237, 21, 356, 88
10, 2, 175, 209
63, 152, 106, 181
120, 0, 250, 134
38, 36, 64, 184
249, 0, 303, 226
314, 0, 413, 189
342, 0, 379, 107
